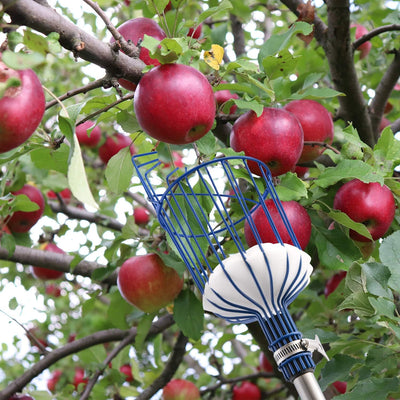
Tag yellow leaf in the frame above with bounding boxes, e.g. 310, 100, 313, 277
204, 44, 224, 70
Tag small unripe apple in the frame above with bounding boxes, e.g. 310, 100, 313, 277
0, 61, 45, 153
47, 188, 72, 204
75, 120, 101, 147
98, 133, 136, 164
7, 184, 45, 233
119, 364, 134, 382
117, 253, 183, 313
324, 270, 347, 298
232, 381, 261, 400
32, 243, 65, 280
284, 99, 334, 163
133, 207, 150, 225
230, 107, 304, 176
351, 23, 371, 59
110, 17, 166, 90
163, 379, 200, 400
134, 63, 216, 145
244, 199, 312, 250
333, 179, 395, 242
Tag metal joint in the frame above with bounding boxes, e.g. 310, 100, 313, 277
273, 335, 329, 365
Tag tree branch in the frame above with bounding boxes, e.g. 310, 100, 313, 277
0, 244, 118, 285
0, 0, 145, 84
136, 331, 189, 400
0, 314, 174, 400
352, 24, 400, 50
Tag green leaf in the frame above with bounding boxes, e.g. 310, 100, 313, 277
233, 98, 264, 116
30, 144, 69, 174
0, 232, 15, 256
0, 76, 21, 99
173, 289, 204, 341
262, 49, 298, 80
9, 297, 18, 310
116, 110, 140, 133
380, 231, 400, 290
315, 159, 384, 188
195, 131, 217, 156
105, 147, 134, 194
335, 377, 399, 400
258, 21, 312, 63
13, 194, 40, 212
67, 134, 99, 209
319, 354, 358, 390
23, 30, 50, 54
373, 128, 400, 175
135, 313, 156, 351
275, 172, 307, 201
361, 262, 392, 299
369, 296, 395, 318
107, 291, 133, 329
1, 50, 46, 69
328, 209, 373, 241
119, 387, 139, 398
197, 0, 233, 24
338, 291, 375, 317
145, 0, 170, 14
289, 86, 344, 100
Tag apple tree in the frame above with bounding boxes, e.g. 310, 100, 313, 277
0, 0, 399, 399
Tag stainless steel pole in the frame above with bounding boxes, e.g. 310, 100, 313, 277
293, 372, 326, 400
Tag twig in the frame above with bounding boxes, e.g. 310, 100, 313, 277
352, 24, 400, 51
303, 140, 341, 154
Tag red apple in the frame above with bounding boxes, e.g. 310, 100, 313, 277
333, 179, 395, 242
293, 165, 309, 178
163, 379, 200, 400
119, 364, 134, 382
232, 381, 261, 400
32, 243, 65, 280
45, 283, 62, 297
259, 352, 274, 373
75, 120, 101, 147
134, 63, 216, 145
284, 99, 334, 163
351, 23, 371, 59
0, 61, 45, 153
215, 84, 239, 115
98, 133, 136, 164
7, 184, 45, 233
332, 381, 347, 394
134, 207, 150, 225
164, 1, 172, 12
244, 199, 312, 250
117, 253, 183, 313
187, 24, 202, 39
110, 17, 166, 90
379, 117, 391, 132
324, 270, 347, 298
230, 107, 304, 176
163, 151, 184, 168
47, 369, 62, 392
47, 188, 72, 204
73, 367, 88, 390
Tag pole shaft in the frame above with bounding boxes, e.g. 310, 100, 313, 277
293, 372, 326, 400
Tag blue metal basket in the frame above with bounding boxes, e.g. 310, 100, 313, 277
132, 151, 327, 399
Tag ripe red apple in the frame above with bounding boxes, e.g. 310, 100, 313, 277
293, 165, 309, 178
244, 199, 312, 250
332, 381, 347, 394
98, 133, 136, 164
133, 207, 150, 225
0, 61, 45, 153
324, 270, 347, 298
47, 188, 72, 204
163, 379, 200, 400
73, 367, 88, 390
117, 253, 184, 313
45, 283, 62, 297
134, 63, 216, 145
232, 381, 261, 400
333, 179, 395, 242
119, 364, 134, 382
163, 151, 184, 168
351, 23, 371, 59
230, 107, 304, 176
259, 352, 274, 373
215, 84, 239, 115
187, 24, 202, 39
47, 369, 62, 392
110, 17, 166, 90
75, 120, 101, 147
32, 243, 65, 280
7, 184, 45, 233
284, 99, 334, 163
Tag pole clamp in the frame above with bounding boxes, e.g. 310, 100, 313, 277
273, 335, 329, 365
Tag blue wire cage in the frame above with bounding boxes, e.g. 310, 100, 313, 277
132, 151, 326, 392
